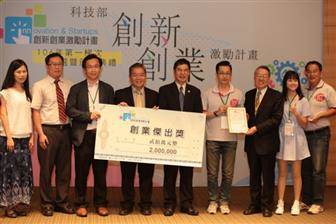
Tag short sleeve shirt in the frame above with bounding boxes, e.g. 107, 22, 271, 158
202, 84, 244, 141
303, 80, 336, 131
31, 75, 72, 124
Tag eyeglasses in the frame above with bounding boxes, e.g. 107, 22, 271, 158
255, 73, 269, 79
48, 63, 63, 67
86, 65, 101, 70
217, 72, 231, 76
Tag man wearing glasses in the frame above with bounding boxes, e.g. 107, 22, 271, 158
32, 52, 75, 216
202, 61, 243, 215
243, 65, 283, 217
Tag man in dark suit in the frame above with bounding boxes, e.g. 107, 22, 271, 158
243, 65, 284, 217
159, 58, 203, 216
115, 63, 158, 216
66, 54, 114, 217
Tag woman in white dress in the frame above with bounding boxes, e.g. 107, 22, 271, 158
275, 70, 311, 215
0, 59, 34, 218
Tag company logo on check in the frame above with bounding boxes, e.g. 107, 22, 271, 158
121, 112, 133, 121
119, 111, 150, 124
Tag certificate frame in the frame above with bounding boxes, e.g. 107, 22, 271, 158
227, 107, 248, 133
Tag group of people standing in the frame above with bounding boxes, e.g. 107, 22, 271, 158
0, 52, 334, 219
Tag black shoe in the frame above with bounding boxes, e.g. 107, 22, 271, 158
41, 205, 54, 217
140, 207, 152, 216
5, 209, 18, 218
54, 203, 75, 214
262, 208, 273, 217
15, 210, 27, 216
163, 207, 175, 216
180, 207, 199, 216
119, 207, 133, 216
14, 203, 28, 216
243, 205, 262, 215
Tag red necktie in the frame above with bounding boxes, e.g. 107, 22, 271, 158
54, 80, 67, 123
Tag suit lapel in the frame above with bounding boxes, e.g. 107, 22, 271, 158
98, 81, 104, 104
183, 84, 192, 111
81, 81, 89, 111
144, 88, 150, 108
127, 86, 135, 106
171, 83, 180, 110
255, 88, 270, 116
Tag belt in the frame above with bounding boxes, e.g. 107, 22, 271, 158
86, 129, 97, 134
305, 126, 330, 134
42, 124, 70, 130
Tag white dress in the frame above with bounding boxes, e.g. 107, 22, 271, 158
277, 97, 311, 161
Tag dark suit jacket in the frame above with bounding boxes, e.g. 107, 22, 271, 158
66, 80, 114, 147
244, 87, 284, 155
115, 86, 158, 108
158, 82, 202, 113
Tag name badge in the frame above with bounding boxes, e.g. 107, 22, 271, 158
284, 121, 294, 136
220, 116, 229, 129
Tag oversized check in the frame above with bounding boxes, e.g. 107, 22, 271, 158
94, 104, 206, 167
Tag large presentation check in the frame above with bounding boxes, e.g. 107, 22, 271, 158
94, 104, 206, 167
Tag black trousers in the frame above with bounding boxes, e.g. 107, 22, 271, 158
74, 130, 108, 208
120, 161, 155, 209
163, 165, 194, 209
246, 150, 276, 210
37, 125, 72, 207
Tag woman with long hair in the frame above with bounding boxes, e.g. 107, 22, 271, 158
275, 70, 310, 215
0, 59, 34, 218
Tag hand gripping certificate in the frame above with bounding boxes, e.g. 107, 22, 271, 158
227, 107, 248, 133
94, 104, 206, 167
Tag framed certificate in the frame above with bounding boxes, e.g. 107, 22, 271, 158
227, 107, 248, 133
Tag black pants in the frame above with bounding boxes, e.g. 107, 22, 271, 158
37, 125, 72, 207
163, 165, 194, 209
74, 130, 108, 208
246, 150, 276, 210
120, 162, 154, 209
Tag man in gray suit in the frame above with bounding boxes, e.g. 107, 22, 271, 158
66, 54, 114, 217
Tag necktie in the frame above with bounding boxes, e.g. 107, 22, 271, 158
135, 91, 143, 108
54, 80, 67, 123
179, 86, 184, 111
255, 90, 261, 114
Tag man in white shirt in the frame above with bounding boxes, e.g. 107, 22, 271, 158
31, 52, 74, 216
301, 61, 336, 214
202, 61, 243, 214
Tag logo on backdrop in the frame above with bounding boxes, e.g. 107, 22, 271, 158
5, 4, 47, 44
5, 17, 32, 44
267, 60, 308, 90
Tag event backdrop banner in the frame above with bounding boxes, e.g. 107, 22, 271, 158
0, 0, 322, 186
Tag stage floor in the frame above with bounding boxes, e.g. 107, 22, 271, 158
1, 186, 335, 224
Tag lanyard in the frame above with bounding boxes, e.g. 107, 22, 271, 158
287, 94, 297, 121
307, 82, 324, 102
88, 87, 99, 110
219, 92, 231, 105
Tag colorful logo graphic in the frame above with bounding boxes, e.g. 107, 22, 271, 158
5, 17, 32, 44
267, 60, 308, 90
119, 111, 150, 124
4, 4, 47, 44
120, 113, 132, 121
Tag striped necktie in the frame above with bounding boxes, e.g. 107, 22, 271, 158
254, 90, 261, 114
54, 80, 67, 123
179, 86, 184, 111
